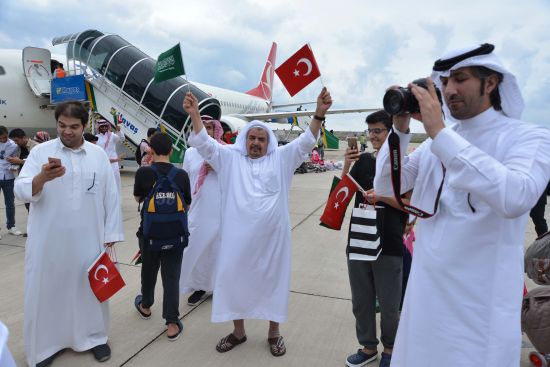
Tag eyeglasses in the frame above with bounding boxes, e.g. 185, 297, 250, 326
367, 128, 389, 135
0, 150, 5, 160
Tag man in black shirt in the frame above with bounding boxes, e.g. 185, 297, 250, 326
133, 133, 192, 341
344, 111, 407, 367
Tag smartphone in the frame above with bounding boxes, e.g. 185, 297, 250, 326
348, 136, 358, 150
48, 157, 61, 168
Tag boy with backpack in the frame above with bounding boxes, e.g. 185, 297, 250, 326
133, 132, 192, 341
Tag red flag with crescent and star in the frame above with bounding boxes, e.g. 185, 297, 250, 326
320, 173, 362, 230
275, 44, 321, 97
88, 250, 126, 303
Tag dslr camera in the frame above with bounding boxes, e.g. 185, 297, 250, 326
383, 78, 443, 115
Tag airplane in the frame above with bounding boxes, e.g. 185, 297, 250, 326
0, 29, 377, 162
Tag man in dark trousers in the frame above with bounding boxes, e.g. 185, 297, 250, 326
133, 132, 192, 341
342, 110, 407, 367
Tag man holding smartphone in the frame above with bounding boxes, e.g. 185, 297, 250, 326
15, 101, 124, 367
342, 111, 407, 367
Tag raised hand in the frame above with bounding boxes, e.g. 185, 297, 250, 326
409, 77, 444, 138
183, 92, 200, 117
315, 87, 332, 117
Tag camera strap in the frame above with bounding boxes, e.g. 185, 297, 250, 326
387, 130, 445, 218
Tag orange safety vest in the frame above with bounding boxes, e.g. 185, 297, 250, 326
54, 68, 66, 78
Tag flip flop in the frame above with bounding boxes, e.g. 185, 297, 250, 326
134, 295, 151, 319
268, 336, 286, 357
167, 320, 184, 341
216, 333, 247, 353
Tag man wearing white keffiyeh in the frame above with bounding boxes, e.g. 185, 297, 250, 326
180, 115, 226, 307
374, 43, 550, 367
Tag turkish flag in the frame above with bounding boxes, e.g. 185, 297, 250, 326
88, 250, 125, 303
275, 44, 321, 97
320, 174, 360, 230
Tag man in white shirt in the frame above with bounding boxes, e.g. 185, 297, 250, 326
374, 43, 550, 367
15, 101, 124, 366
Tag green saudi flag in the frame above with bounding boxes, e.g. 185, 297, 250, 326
154, 43, 185, 83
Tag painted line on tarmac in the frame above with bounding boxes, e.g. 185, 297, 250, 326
118, 199, 329, 365
291, 202, 326, 230
119, 294, 212, 366
291, 289, 351, 302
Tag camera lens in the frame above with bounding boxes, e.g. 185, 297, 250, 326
383, 89, 406, 115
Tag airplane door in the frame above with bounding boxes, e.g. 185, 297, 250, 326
22, 47, 52, 97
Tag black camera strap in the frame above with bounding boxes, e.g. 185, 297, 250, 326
387, 129, 445, 218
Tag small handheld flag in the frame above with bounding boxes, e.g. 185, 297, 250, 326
154, 43, 185, 84
275, 44, 321, 97
88, 250, 126, 303
320, 173, 363, 230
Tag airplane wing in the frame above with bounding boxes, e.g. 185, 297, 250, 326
235, 107, 381, 121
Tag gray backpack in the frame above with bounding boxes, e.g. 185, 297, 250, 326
525, 232, 550, 285
522, 286, 550, 354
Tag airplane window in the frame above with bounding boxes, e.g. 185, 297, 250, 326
0, 66, 5, 75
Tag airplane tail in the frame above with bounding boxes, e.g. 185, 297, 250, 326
245, 42, 277, 102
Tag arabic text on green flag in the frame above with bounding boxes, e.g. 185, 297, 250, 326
154, 43, 185, 83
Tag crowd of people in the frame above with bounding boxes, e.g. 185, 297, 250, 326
0, 43, 549, 367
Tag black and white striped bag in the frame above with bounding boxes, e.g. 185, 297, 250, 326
347, 203, 381, 261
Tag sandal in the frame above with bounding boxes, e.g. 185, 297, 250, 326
268, 336, 286, 357
134, 295, 151, 319
216, 333, 247, 353
167, 320, 184, 341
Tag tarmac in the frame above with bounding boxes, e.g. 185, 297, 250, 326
0, 146, 543, 367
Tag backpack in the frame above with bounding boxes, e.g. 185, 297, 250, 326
135, 139, 149, 166
142, 165, 189, 251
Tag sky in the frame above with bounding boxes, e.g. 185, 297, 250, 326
1, 0, 549, 132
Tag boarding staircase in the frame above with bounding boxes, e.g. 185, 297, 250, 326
48, 29, 222, 163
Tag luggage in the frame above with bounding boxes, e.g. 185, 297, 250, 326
525, 232, 550, 285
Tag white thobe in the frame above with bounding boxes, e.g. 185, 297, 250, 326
0, 322, 16, 367
96, 130, 125, 194
189, 128, 317, 323
179, 147, 222, 294
374, 108, 550, 367
15, 138, 124, 366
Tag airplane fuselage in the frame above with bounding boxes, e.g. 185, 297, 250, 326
0, 50, 56, 135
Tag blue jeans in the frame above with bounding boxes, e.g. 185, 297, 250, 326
0, 179, 15, 229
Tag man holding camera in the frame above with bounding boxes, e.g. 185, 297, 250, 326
373, 44, 550, 366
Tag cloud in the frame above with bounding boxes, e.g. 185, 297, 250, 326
2, 0, 550, 131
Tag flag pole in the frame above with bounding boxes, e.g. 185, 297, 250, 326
308, 42, 325, 88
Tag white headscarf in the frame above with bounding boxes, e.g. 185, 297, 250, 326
233, 120, 278, 157
431, 44, 524, 120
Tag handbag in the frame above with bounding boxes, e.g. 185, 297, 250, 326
347, 201, 381, 261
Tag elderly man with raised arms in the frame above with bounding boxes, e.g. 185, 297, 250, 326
183, 87, 332, 357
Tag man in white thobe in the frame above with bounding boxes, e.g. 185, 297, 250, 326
373, 44, 550, 367
180, 117, 225, 306
96, 119, 125, 194
183, 88, 332, 356
15, 101, 124, 367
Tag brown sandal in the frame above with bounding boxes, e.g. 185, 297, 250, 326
216, 333, 247, 353
268, 336, 286, 357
